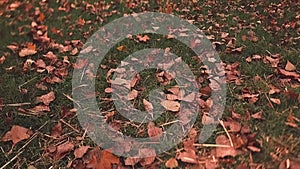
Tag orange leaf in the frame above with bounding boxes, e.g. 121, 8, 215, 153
127, 89, 138, 100
53, 141, 74, 160
143, 99, 153, 112
165, 158, 178, 168
270, 98, 281, 105
147, 122, 162, 139
74, 146, 90, 159
161, 100, 180, 112
36, 91, 55, 105
1, 125, 32, 145
285, 61, 296, 71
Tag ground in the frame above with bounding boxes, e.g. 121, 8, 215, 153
0, 0, 299, 169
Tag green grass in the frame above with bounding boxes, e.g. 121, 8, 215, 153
0, 0, 300, 168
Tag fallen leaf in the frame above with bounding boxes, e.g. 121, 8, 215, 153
19, 48, 37, 57
74, 146, 90, 159
139, 148, 156, 166
125, 157, 140, 166
53, 141, 74, 160
27, 105, 50, 113
177, 150, 198, 164
0, 56, 5, 64
161, 100, 180, 112
285, 61, 296, 71
251, 110, 263, 119
270, 98, 281, 105
215, 135, 240, 158
127, 89, 138, 100
137, 35, 150, 42
36, 91, 55, 105
143, 99, 153, 112
1, 125, 32, 145
278, 69, 299, 78
147, 122, 162, 139
73, 58, 89, 69
279, 158, 300, 169
51, 122, 62, 138
165, 158, 178, 168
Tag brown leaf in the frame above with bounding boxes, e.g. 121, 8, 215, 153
36, 91, 55, 105
285, 61, 296, 71
223, 119, 241, 132
86, 149, 120, 169
1, 125, 32, 145
127, 89, 138, 100
265, 56, 279, 67
165, 158, 178, 168
278, 69, 299, 78
251, 110, 263, 119
19, 48, 37, 57
73, 58, 89, 69
215, 135, 240, 158
74, 146, 90, 159
139, 148, 156, 166
279, 159, 300, 169
143, 99, 153, 112
161, 100, 180, 112
0, 56, 5, 64
124, 157, 140, 166
53, 141, 74, 160
27, 105, 50, 113
177, 150, 198, 164
51, 122, 62, 138
147, 122, 162, 139
270, 98, 281, 105
137, 35, 150, 42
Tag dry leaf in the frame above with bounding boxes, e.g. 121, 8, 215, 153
27, 105, 50, 113
161, 100, 180, 112
139, 148, 156, 166
74, 146, 90, 159
177, 150, 198, 164
147, 122, 162, 139
0, 56, 5, 64
53, 141, 74, 160
19, 48, 37, 57
73, 58, 89, 69
1, 125, 32, 145
165, 158, 178, 168
137, 35, 150, 42
215, 135, 240, 158
143, 99, 153, 112
285, 61, 296, 71
278, 69, 299, 78
51, 122, 62, 138
127, 89, 138, 100
125, 157, 140, 166
270, 98, 281, 105
36, 91, 55, 105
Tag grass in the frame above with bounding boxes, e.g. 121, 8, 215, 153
0, 0, 300, 168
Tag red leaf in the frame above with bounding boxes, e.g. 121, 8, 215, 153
1, 125, 32, 145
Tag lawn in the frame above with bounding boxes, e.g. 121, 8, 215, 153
0, 0, 299, 168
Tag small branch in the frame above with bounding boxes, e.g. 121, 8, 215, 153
59, 119, 80, 133
193, 143, 231, 148
0, 102, 31, 107
219, 120, 234, 147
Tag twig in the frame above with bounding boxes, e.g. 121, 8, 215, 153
0, 150, 24, 169
59, 119, 80, 133
219, 120, 234, 147
193, 143, 231, 148
0, 102, 31, 107
264, 93, 274, 109
63, 93, 81, 108
18, 76, 38, 89
0, 121, 48, 169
